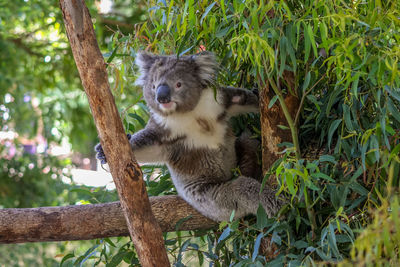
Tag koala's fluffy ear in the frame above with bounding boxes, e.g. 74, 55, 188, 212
135, 51, 158, 86
192, 51, 219, 85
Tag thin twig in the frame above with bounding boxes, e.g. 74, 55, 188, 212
294, 73, 327, 126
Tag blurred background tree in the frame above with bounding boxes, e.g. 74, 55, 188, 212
0, 0, 399, 266
0, 0, 148, 156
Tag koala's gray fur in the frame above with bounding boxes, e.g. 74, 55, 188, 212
96, 51, 282, 221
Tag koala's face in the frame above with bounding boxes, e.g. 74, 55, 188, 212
135, 52, 218, 116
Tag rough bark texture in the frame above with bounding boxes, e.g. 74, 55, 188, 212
258, 72, 299, 259
59, 1, 170, 266
259, 71, 299, 186
0, 196, 217, 244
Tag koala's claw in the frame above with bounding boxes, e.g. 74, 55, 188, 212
95, 143, 107, 164
95, 134, 132, 164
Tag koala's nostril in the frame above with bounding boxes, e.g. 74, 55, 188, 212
156, 84, 171, 104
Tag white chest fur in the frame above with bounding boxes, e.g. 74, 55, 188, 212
154, 89, 226, 149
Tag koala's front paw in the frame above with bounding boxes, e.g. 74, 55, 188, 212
231, 89, 259, 105
95, 143, 107, 164
95, 134, 132, 164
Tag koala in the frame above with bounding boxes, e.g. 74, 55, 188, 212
95, 51, 282, 222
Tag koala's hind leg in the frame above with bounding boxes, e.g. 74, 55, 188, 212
235, 132, 262, 180
185, 177, 281, 222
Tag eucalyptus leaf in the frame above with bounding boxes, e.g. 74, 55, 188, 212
328, 119, 342, 149
200, 2, 217, 25
268, 95, 279, 109
252, 233, 264, 262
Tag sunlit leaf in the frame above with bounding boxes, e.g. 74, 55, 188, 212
200, 2, 216, 25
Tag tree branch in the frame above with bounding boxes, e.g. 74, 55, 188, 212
7, 37, 43, 57
294, 73, 326, 126
59, 1, 169, 265
0, 196, 217, 244
100, 17, 134, 29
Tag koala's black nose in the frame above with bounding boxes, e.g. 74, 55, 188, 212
156, 84, 171, 104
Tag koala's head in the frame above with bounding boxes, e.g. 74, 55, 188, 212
135, 51, 218, 116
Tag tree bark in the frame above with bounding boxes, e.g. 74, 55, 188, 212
59, 1, 170, 266
0, 196, 217, 244
258, 72, 299, 259
259, 71, 299, 185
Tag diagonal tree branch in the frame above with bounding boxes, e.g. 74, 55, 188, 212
59, 0, 169, 266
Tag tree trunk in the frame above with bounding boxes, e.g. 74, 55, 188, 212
0, 196, 217, 244
258, 72, 299, 259
59, 1, 170, 266
259, 71, 299, 185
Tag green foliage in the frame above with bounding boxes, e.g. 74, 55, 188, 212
0, 142, 71, 208
348, 196, 400, 266
336, 195, 400, 267
0, 0, 94, 153
0, 139, 123, 266
0, 242, 62, 267
0, 0, 147, 154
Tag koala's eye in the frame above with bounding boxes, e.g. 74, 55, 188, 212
176, 82, 182, 88
152, 85, 155, 89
